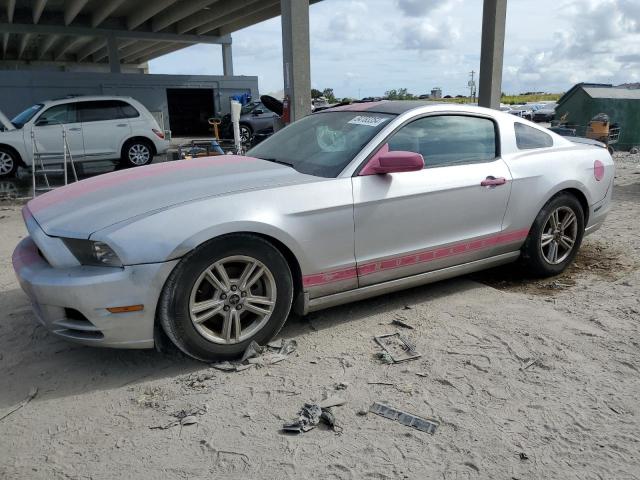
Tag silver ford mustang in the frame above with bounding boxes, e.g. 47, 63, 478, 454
12, 101, 614, 361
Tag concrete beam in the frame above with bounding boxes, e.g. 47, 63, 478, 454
281, 0, 311, 122
177, 0, 264, 34
197, 0, 278, 35
126, 0, 179, 30
152, 0, 220, 32
17, 33, 30, 59
37, 33, 58, 59
93, 40, 135, 62
136, 43, 186, 64
92, 0, 126, 27
217, 6, 279, 35
53, 36, 90, 61
222, 42, 233, 76
64, 0, 89, 25
7, 0, 16, 22
32, 0, 47, 23
107, 35, 120, 73
478, 0, 507, 109
119, 41, 158, 61
0, 22, 231, 45
76, 37, 105, 61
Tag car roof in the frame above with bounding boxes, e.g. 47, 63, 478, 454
44, 95, 135, 105
322, 100, 507, 118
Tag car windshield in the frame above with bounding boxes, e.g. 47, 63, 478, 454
247, 111, 395, 177
11, 104, 44, 129
240, 102, 260, 115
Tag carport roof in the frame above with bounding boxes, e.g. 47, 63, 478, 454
0, 0, 321, 66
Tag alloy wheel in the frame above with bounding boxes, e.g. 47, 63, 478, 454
540, 206, 578, 264
188, 255, 277, 345
0, 152, 14, 175
240, 126, 251, 144
128, 144, 151, 165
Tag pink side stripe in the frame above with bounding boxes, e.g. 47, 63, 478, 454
28, 156, 257, 214
303, 228, 529, 287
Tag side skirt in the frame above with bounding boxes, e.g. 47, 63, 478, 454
303, 251, 521, 314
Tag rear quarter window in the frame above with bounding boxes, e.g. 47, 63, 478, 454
515, 122, 553, 150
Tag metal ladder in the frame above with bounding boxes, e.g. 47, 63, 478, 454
31, 127, 78, 197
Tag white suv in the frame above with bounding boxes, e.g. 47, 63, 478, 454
0, 96, 170, 178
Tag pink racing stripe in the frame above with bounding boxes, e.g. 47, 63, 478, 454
28, 156, 257, 214
303, 228, 529, 287
303, 266, 358, 287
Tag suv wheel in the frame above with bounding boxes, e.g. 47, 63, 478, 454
158, 234, 293, 362
0, 148, 18, 178
122, 140, 153, 167
239, 124, 252, 144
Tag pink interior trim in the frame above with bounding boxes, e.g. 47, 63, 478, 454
360, 143, 390, 176
594, 160, 605, 181
28, 156, 258, 214
302, 228, 530, 286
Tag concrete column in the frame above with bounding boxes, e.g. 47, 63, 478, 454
280, 0, 311, 122
222, 42, 234, 76
107, 35, 121, 74
478, 0, 507, 109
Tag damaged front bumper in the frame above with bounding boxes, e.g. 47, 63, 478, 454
12, 236, 178, 349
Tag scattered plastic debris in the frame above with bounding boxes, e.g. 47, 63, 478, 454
391, 317, 414, 329
375, 352, 394, 364
519, 452, 529, 461
374, 333, 421, 363
335, 382, 349, 390
149, 406, 207, 430
210, 338, 298, 372
0, 386, 37, 422
369, 402, 438, 434
283, 399, 344, 434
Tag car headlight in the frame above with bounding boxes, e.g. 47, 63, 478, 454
63, 239, 123, 267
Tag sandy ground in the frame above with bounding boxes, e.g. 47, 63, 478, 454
0, 154, 638, 480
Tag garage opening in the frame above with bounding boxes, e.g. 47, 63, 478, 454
167, 88, 215, 136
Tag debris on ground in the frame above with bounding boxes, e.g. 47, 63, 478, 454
335, 382, 349, 390
391, 317, 415, 329
369, 401, 438, 434
149, 406, 208, 430
0, 387, 37, 422
282, 400, 344, 434
210, 339, 298, 372
374, 352, 394, 364
519, 452, 529, 461
374, 333, 422, 363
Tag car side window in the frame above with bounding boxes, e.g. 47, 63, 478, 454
514, 123, 553, 149
387, 115, 497, 168
77, 100, 138, 122
36, 104, 77, 126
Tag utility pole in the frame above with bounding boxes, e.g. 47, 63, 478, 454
468, 70, 477, 103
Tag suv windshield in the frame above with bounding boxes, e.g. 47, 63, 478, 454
247, 111, 395, 177
11, 104, 44, 129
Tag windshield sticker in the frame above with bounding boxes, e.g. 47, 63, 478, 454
348, 115, 389, 127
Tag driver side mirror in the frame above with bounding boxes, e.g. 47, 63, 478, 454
361, 146, 424, 175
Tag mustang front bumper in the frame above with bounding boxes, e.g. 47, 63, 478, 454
12, 236, 178, 349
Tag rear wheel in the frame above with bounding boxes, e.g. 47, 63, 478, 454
521, 193, 584, 277
158, 234, 293, 361
239, 124, 252, 144
121, 139, 153, 168
0, 148, 18, 178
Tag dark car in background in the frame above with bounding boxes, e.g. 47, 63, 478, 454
533, 104, 557, 122
220, 101, 278, 143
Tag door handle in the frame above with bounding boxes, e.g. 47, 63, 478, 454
116, 123, 128, 127
68, 127, 81, 131
481, 176, 507, 187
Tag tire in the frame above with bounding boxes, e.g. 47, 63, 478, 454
0, 148, 18, 178
520, 193, 585, 277
121, 139, 153, 168
158, 234, 293, 361
239, 124, 252, 144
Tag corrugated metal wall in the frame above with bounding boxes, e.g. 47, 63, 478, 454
557, 88, 640, 150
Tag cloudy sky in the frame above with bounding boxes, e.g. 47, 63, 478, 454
149, 0, 640, 98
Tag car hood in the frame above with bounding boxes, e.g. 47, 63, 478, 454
26, 156, 318, 238
0, 110, 15, 131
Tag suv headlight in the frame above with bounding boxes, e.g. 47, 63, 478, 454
63, 239, 123, 267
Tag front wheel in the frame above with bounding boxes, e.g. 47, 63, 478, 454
158, 234, 293, 361
0, 148, 18, 178
521, 193, 585, 277
239, 124, 252, 144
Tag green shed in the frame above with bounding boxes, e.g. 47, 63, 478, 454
556, 83, 640, 151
